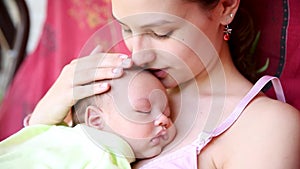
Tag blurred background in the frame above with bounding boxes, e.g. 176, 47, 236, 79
23, 0, 47, 56
0, 0, 127, 140
0, 0, 46, 98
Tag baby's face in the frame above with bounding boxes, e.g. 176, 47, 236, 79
103, 70, 176, 159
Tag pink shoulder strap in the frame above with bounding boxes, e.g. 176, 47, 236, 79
212, 75, 286, 137
196, 75, 286, 153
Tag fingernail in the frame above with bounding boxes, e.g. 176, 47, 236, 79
100, 83, 109, 89
121, 58, 132, 68
119, 54, 128, 59
112, 67, 123, 74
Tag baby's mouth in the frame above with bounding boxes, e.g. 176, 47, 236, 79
151, 127, 169, 144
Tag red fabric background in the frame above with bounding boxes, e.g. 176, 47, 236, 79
281, 0, 300, 109
0, 0, 128, 140
249, 0, 300, 109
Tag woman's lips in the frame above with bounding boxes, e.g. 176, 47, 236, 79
149, 69, 168, 79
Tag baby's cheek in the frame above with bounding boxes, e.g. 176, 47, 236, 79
116, 123, 154, 139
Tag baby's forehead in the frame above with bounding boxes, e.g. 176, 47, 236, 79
108, 70, 165, 101
114, 70, 161, 89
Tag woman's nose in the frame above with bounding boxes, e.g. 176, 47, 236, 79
129, 35, 156, 67
154, 113, 170, 128
132, 51, 156, 67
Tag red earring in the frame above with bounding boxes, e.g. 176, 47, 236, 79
223, 25, 232, 41
223, 13, 233, 41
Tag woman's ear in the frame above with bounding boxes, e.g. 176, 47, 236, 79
219, 0, 240, 25
85, 105, 105, 130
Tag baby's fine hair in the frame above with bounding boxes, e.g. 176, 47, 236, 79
71, 93, 105, 126
71, 69, 148, 126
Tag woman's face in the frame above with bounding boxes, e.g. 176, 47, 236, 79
112, 0, 222, 88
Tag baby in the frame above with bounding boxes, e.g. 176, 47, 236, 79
0, 70, 176, 169
72, 69, 177, 159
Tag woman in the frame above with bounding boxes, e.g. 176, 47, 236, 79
29, 0, 300, 168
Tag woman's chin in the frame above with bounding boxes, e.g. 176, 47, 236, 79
161, 77, 179, 89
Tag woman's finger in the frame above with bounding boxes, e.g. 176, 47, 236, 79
72, 82, 111, 101
73, 67, 124, 85
72, 53, 132, 71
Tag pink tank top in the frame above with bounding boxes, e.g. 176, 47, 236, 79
139, 75, 286, 169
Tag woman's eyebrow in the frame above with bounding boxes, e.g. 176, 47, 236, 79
139, 20, 173, 29
112, 14, 174, 28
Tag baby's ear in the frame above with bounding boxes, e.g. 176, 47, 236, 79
85, 106, 105, 130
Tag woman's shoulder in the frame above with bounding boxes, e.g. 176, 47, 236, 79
225, 93, 300, 138
219, 95, 300, 168
249, 95, 300, 126
249, 95, 300, 144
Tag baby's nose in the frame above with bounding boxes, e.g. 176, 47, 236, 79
154, 113, 170, 128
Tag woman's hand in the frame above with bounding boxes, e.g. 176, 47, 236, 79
29, 46, 132, 125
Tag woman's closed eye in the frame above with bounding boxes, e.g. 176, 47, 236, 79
151, 31, 173, 39
122, 28, 133, 38
122, 28, 132, 34
122, 27, 173, 40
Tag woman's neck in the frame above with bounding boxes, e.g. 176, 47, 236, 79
166, 46, 252, 146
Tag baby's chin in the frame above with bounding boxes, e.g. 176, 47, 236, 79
134, 146, 163, 159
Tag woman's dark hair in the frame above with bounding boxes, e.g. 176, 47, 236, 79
230, 4, 257, 83
185, 0, 258, 83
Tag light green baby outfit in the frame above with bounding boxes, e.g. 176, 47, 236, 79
0, 124, 135, 169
